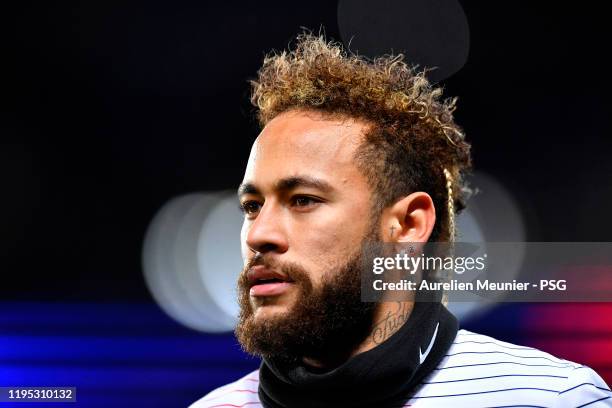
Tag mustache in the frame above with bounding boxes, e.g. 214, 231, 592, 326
240, 254, 309, 286
245, 253, 266, 270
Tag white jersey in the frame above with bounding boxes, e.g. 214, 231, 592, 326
190, 329, 611, 408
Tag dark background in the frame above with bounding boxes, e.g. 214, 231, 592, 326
3, 1, 612, 301
1, 1, 611, 406
0, 1, 612, 300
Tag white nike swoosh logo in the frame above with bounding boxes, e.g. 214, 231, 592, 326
419, 322, 439, 364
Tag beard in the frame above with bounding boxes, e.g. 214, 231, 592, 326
235, 231, 380, 364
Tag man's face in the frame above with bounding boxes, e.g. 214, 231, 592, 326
236, 109, 379, 361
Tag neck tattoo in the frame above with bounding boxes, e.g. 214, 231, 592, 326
371, 302, 412, 345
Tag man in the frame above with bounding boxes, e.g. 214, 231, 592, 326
191, 33, 611, 407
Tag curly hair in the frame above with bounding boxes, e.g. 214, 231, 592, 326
250, 33, 472, 242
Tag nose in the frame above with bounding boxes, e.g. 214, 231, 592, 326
244, 201, 289, 255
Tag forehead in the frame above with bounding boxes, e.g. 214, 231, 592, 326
244, 110, 370, 185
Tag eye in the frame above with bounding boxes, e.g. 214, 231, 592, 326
239, 200, 262, 217
290, 195, 321, 209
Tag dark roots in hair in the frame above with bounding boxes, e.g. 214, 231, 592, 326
250, 32, 472, 242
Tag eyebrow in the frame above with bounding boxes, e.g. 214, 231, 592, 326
237, 175, 334, 197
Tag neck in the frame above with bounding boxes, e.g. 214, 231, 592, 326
301, 301, 414, 370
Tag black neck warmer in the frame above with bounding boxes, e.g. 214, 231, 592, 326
257, 296, 458, 408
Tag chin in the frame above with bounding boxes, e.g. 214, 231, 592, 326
251, 298, 294, 319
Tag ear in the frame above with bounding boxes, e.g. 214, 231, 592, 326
380, 192, 436, 243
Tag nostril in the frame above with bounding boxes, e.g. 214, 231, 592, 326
258, 242, 280, 253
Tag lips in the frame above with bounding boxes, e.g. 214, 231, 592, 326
247, 265, 292, 284
247, 265, 294, 297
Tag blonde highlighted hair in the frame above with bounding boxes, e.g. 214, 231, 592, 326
250, 32, 472, 242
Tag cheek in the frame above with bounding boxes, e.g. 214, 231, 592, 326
240, 221, 250, 264
291, 205, 369, 279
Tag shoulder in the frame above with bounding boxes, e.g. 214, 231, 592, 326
408, 330, 611, 407
189, 370, 261, 408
